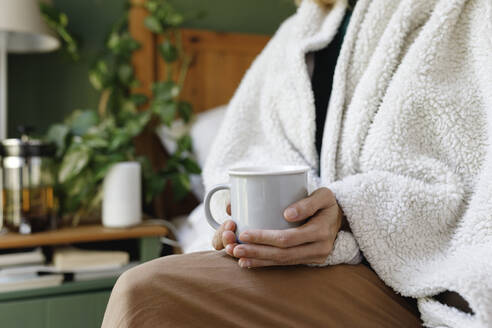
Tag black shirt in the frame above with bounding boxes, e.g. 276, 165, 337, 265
311, 10, 352, 164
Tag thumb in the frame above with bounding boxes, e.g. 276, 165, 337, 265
283, 188, 335, 222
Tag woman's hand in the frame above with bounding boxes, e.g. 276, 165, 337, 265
212, 204, 237, 251
227, 187, 345, 268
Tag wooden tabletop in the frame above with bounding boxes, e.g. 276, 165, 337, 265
0, 224, 168, 249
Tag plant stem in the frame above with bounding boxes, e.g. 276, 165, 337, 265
98, 89, 112, 118
175, 29, 183, 57
177, 54, 192, 95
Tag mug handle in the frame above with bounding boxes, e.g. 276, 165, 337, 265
204, 184, 231, 230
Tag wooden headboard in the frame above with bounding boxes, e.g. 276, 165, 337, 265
161, 29, 270, 113
129, 4, 270, 218
130, 5, 270, 111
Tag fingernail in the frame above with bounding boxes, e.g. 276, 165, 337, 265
225, 244, 233, 253
239, 259, 250, 268
225, 221, 234, 230
235, 247, 245, 257
240, 233, 250, 242
284, 207, 298, 220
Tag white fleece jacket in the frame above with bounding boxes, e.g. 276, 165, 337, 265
201, 0, 492, 326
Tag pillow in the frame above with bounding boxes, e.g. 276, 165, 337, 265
157, 105, 227, 201
189, 105, 227, 168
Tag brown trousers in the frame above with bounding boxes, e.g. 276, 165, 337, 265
102, 251, 422, 328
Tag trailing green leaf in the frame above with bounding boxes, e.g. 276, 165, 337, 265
146, 174, 167, 204
58, 143, 92, 183
109, 128, 132, 151
177, 101, 193, 122
152, 100, 176, 126
180, 157, 201, 174
40, 2, 79, 61
170, 173, 191, 200
144, 16, 163, 33
177, 135, 192, 153
152, 81, 179, 102
45, 124, 70, 156
118, 64, 134, 84
89, 60, 110, 90
108, 32, 140, 56
159, 40, 178, 63
131, 94, 148, 107
66, 110, 99, 136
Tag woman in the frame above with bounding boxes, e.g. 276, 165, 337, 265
103, 0, 492, 327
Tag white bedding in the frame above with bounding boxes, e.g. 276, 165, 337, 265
157, 105, 228, 252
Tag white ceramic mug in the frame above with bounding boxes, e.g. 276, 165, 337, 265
204, 166, 309, 241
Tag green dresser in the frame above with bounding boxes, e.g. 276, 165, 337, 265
0, 226, 167, 328
0, 279, 115, 328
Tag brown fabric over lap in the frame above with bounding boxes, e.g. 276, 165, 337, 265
102, 251, 422, 328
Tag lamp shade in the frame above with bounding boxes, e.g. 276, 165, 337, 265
0, 0, 60, 53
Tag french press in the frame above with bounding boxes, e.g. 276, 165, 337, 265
0, 134, 56, 234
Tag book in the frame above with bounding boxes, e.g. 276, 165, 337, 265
0, 261, 138, 276
0, 265, 56, 276
0, 261, 139, 283
0, 248, 45, 268
53, 247, 129, 271
0, 273, 63, 293
74, 262, 139, 281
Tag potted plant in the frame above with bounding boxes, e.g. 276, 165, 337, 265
42, 0, 201, 226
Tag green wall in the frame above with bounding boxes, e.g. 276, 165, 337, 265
7, 0, 296, 138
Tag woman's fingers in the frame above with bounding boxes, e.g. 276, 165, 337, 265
234, 241, 333, 267
222, 218, 237, 254
239, 214, 330, 248
233, 240, 331, 262
212, 225, 225, 250
225, 243, 238, 256
238, 258, 278, 268
212, 220, 236, 250
222, 230, 236, 249
238, 257, 323, 268
239, 227, 314, 248
226, 203, 231, 216
283, 187, 336, 222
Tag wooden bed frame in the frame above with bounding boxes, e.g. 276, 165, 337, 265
129, 4, 270, 219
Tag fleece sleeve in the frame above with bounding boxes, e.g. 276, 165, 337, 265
327, 157, 465, 293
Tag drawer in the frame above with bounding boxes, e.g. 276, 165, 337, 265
0, 290, 111, 328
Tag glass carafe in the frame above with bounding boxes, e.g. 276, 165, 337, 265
1, 139, 56, 234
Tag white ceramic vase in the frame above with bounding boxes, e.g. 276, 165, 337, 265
102, 161, 142, 228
